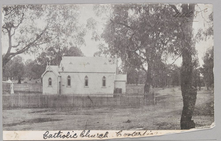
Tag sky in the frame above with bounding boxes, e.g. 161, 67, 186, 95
78, 5, 102, 57
2, 3, 213, 67
192, 4, 213, 66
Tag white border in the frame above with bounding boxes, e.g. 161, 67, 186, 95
1, 0, 220, 141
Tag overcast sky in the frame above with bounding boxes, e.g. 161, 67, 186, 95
2, 4, 213, 67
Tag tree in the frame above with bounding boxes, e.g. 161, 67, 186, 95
170, 65, 181, 87
23, 46, 84, 79
3, 56, 25, 83
171, 4, 213, 129
95, 3, 209, 129
43, 46, 84, 65
24, 59, 36, 78
152, 61, 170, 88
201, 47, 214, 90
170, 4, 198, 129
97, 4, 181, 95
3, 56, 13, 80
196, 11, 213, 90
2, 5, 86, 68
124, 66, 140, 85
24, 59, 45, 79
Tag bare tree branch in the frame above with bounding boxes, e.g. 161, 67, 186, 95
5, 25, 48, 60
11, 13, 24, 36
110, 19, 135, 30
170, 53, 181, 66
169, 4, 180, 14
11, 42, 21, 48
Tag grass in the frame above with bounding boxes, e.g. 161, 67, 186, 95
2, 87, 214, 130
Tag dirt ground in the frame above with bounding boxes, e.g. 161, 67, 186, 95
3, 87, 214, 130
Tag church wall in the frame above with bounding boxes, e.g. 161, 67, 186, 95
114, 74, 127, 94
42, 72, 58, 94
114, 81, 126, 93
60, 72, 115, 95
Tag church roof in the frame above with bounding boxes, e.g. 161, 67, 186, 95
48, 66, 60, 75
41, 65, 60, 77
60, 56, 117, 73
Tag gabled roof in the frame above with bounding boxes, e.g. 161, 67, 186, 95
60, 56, 117, 73
41, 65, 60, 78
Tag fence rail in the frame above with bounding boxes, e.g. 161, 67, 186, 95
3, 94, 155, 109
3, 83, 143, 94
3, 83, 42, 94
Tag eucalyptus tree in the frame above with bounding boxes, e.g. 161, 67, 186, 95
201, 47, 214, 90
99, 4, 181, 94
25, 46, 84, 79
2, 4, 86, 67
43, 46, 84, 65
170, 4, 213, 129
96, 3, 209, 129
3, 56, 25, 83
196, 11, 213, 90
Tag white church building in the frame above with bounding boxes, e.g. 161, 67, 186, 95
41, 56, 127, 96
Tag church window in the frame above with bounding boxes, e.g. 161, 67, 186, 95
48, 78, 52, 86
102, 76, 106, 87
67, 76, 71, 86
85, 76, 88, 87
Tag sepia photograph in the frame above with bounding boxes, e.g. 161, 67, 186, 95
1, 2, 214, 140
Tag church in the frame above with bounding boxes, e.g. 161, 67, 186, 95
41, 56, 127, 96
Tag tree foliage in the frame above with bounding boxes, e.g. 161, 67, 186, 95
95, 3, 209, 129
26, 46, 84, 79
3, 46, 84, 81
2, 4, 86, 67
3, 56, 25, 83
201, 47, 214, 89
170, 4, 198, 129
98, 4, 183, 94
42, 46, 84, 65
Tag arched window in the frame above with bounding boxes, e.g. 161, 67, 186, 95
67, 76, 71, 86
102, 76, 106, 87
85, 76, 88, 87
48, 78, 52, 86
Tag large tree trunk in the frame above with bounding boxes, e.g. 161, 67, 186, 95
180, 4, 197, 129
144, 63, 152, 95
180, 49, 197, 129
3, 28, 13, 68
144, 62, 155, 105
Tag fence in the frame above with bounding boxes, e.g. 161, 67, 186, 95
2, 82, 11, 94
2, 94, 155, 109
3, 83, 143, 94
126, 84, 144, 94
2, 83, 42, 94
2, 83, 156, 108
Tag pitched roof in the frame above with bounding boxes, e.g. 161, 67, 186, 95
60, 56, 117, 73
49, 66, 60, 75
41, 65, 60, 77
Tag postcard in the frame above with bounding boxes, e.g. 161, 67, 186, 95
1, 2, 214, 140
